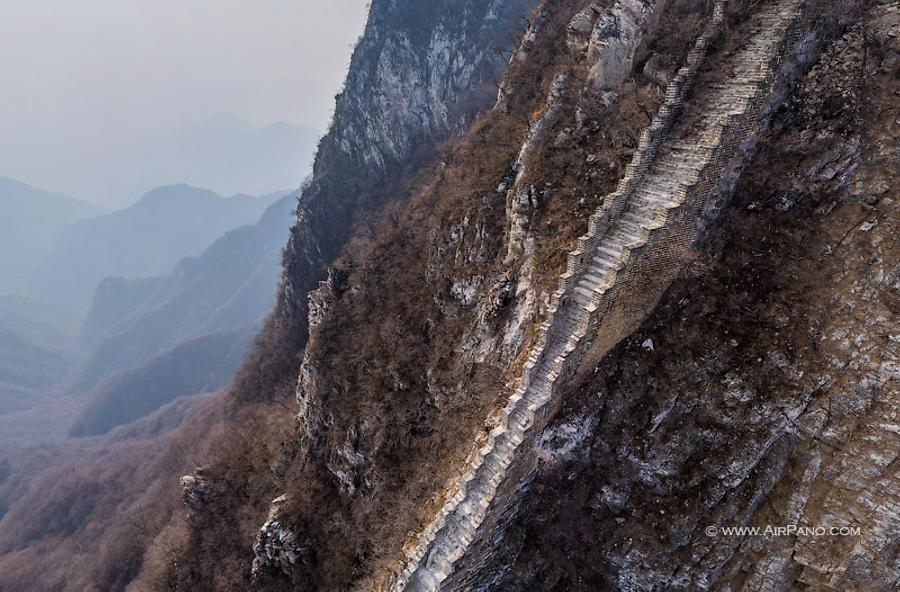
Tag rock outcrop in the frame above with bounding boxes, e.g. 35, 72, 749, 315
180, 471, 211, 512
251, 495, 307, 577
584, 0, 669, 92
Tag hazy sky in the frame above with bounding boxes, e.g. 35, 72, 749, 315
0, 0, 369, 205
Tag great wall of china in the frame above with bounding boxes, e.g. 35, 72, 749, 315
380, 1, 820, 589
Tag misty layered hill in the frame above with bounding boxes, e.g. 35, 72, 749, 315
117, 114, 318, 201
69, 328, 255, 437
5, 114, 320, 210
31, 184, 281, 316
0, 294, 77, 344
0, 177, 103, 295
0, 329, 71, 414
0, 295, 80, 416
71, 193, 297, 394
79, 277, 165, 345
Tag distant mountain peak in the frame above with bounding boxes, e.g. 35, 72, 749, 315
29, 183, 281, 318
0, 177, 105, 296
133, 184, 222, 207
0, 176, 103, 212
184, 112, 253, 133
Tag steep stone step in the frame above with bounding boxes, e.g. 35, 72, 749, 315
653, 160, 704, 177
581, 272, 612, 290
590, 252, 624, 270
596, 244, 625, 259
616, 219, 649, 237
573, 285, 598, 301
648, 174, 689, 193
621, 211, 660, 229
603, 234, 640, 250
631, 191, 681, 210
632, 186, 683, 205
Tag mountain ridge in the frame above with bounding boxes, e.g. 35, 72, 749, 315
70, 192, 296, 394
30, 184, 280, 318
0, 177, 103, 296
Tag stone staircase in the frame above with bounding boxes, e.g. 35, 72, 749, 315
385, 1, 808, 590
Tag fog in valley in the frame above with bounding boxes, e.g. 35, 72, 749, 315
0, 0, 368, 452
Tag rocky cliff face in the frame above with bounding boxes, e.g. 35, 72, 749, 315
276, 0, 537, 337
166, 0, 541, 587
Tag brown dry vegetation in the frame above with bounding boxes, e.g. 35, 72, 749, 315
0, 395, 220, 591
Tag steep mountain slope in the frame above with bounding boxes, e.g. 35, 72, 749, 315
164, 0, 717, 587
0, 1, 893, 591
31, 184, 279, 316
230, 0, 724, 587
385, 0, 820, 585
275, 0, 538, 346
242, 1, 885, 590
70, 192, 296, 394
0, 177, 102, 295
